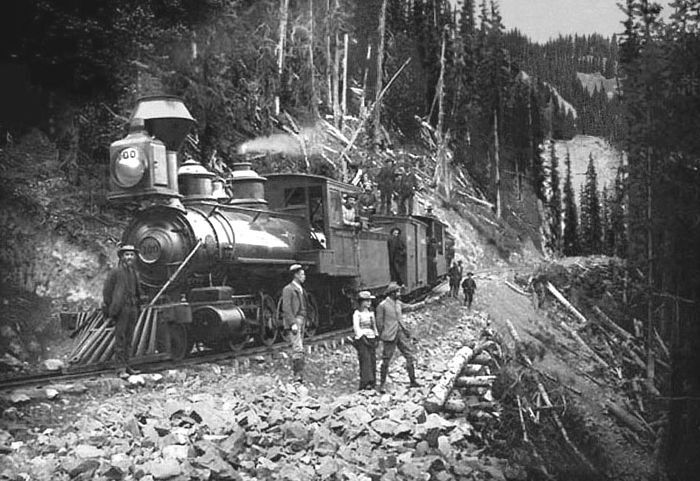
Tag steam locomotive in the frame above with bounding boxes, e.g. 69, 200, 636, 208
109, 96, 452, 359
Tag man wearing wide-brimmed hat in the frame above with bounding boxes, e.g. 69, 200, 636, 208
281, 264, 307, 383
376, 282, 420, 392
103, 244, 143, 375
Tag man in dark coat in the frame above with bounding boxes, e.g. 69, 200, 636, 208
103, 244, 143, 375
397, 166, 417, 215
377, 158, 395, 214
282, 264, 307, 383
461, 272, 477, 309
387, 227, 406, 286
376, 282, 420, 393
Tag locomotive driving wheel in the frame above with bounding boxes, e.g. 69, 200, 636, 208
258, 294, 278, 347
304, 293, 319, 337
166, 323, 192, 361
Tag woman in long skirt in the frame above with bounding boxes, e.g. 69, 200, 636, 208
353, 290, 379, 390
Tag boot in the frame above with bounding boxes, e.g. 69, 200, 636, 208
407, 362, 421, 388
378, 363, 389, 393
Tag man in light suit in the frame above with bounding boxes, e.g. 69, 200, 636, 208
282, 264, 307, 383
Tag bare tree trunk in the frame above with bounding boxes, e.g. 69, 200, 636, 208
436, 33, 446, 138
360, 44, 372, 117
275, 0, 290, 116
373, 0, 388, 148
646, 144, 655, 382
308, 0, 318, 117
332, 32, 341, 127
494, 109, 502, 218
325, 0, 333, 112
341, 33, 349, 126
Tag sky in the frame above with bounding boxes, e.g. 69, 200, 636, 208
496, 0, 673, 43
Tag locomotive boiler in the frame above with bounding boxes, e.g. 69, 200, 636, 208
108, 96, 451, 360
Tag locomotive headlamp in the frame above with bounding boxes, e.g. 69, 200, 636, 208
114, 147, 146, 187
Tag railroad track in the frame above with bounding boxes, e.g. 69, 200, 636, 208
0, 327, 354, 392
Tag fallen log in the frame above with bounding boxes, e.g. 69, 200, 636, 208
558, 318, 611, 369
592, 306, 634, 342
454, 375, 497, 388
424, 345, 474, 413
546, 282, 588, 325
455, 190, 495, 209
461, 363, 488, 376
607, 401, 650, 436
505, 280, 529, 297
538, 382, 598, 474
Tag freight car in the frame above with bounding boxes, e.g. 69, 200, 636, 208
107, 96, 451, 359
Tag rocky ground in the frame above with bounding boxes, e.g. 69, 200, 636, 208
0, 285, 525, 481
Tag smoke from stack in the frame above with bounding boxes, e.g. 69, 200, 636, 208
237, 127, 325, 157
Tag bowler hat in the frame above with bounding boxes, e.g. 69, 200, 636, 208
384, 282, 401, 295
117, 244, 138, 257
289, 263, 304, 273
466, 271, 474, 276
357, 290, 375, 300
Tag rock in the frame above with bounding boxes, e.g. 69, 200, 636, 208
371, 419, 399, 436
437, 436, 452, 458
398, 461, 424, 480
316, 456, 340, 480
127, 374, 146, 386
74, 444, 105, 458
101, 465, 125, 480
122, 415, 142, 438
65, 458, 100, 478
414, 440, 430, 457
45, 388, 59, 400
312, 425, 339, 455
341, 406, 373, 425
282, 421, 310, 441
9, 392, 30, 404
143, 459, 181, 479
219, 427, 246, 456
162, 444, 190, 460
43, 359, 65, 371
110, 453, 132, 473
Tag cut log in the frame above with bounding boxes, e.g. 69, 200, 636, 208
607, 401, 650, 435
454, 375, 497, 388
455, 190, 495, 209
461, 363, 488, 376
424, 345, 474, 413
592, 306, 634, 341
505, 280, 529, 297
546, 282, 588, 325
557, 318, 610, 369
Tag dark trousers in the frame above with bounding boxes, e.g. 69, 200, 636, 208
380, 328, 416, 384
380, 190, 392, 214
114, 306, 137, 367
390, 261, 404, 285
463, 289, 474, 307
355, 336, 377, 389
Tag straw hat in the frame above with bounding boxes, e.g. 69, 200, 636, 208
357, 290, 375, 300
289, 264, 304, 273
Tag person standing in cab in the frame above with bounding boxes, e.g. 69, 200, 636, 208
461, 271, 477, 309
352, 290, 379, 391
342, 193, 361, 231
282, 264, 307, 383
376, 282, 421, 393
103, 244, 143, 376
387, 227, 406, 286
377, 158, 396, 214
358, 182, 377, 217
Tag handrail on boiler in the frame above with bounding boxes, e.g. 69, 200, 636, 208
146, 239, 204, 309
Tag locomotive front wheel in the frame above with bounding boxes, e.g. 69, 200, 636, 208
167, 323, 191, 361
258, 294, 278, 347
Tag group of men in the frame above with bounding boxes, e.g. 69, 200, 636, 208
449, 260, 477, 308
377, 157, 418, 215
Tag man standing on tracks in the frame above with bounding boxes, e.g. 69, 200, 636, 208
461, 271, 477, 309
377, 158, 395, 214
387, 227, 406, 286
103, 244, 142, 376
282, 264, 307, 383
376, 282, 420, 392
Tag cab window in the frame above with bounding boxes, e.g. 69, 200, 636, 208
330, 190, 344, 226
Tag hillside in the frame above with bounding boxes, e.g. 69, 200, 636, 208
576, 72, 618, 99
550, 135, 624, 201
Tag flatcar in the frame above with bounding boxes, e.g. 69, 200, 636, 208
107, 96, 451, 359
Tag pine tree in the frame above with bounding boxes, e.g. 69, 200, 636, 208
562, 149, 579, 256
580, 153, 603, 254
548, 141, 562, 253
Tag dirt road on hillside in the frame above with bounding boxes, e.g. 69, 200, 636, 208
471, 268, 657, 481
